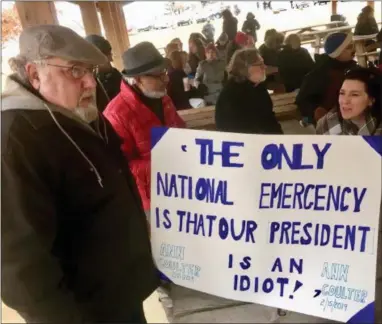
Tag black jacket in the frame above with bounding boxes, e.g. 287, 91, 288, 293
223, 16, 238, 41
225, 40, 241, 65
296, 55, 357, 121
1, 76, 159, 322
354, 17, 379, 36
241, 18, 260, 41
215, 78, 283, 134
167, 68, 202, 110
278, 45, 315, 92
95, 67, 122, 112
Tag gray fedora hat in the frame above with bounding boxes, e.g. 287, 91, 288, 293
122, 41, 170, 77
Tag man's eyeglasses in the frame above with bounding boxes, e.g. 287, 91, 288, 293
144, 70, 168, 81
34, 61, 97, 79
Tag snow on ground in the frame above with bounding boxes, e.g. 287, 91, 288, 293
1, 1, 381, 88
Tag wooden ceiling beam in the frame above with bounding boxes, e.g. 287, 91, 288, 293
15, 1, 58, 29
78, 2, 102, 36
98, 1, 130, 70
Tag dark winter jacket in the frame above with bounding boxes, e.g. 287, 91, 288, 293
296, 54, 357, 122
223, 16, 238, 41
226, 40, 241, 65
259, 43, 279, 67
167, 68, 202, 110
241, 18, 260, 41
1, 75, 159, 323
215, 78, 283, 134
354, 17, 379, 36
188, 53, 202, 77
277, 45, 315, 92
95, 66, 122, 112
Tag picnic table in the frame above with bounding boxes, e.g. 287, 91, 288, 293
353, 33, 380, 67
281, 21, 344, 35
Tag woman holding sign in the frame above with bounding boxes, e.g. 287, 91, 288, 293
316, 67, 382, 135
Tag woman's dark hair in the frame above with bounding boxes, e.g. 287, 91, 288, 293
340, 67, 381, 124
190, 38, 206, 60
264, 28, 278, 42
169, 50, 184, 70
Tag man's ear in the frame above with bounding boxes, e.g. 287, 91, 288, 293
25, 63, 41, 90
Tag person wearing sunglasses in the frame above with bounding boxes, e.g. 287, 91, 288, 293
1, 25, 158, 323
296, 32, 357, 127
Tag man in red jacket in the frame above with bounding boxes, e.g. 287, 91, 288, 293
104, 42, 185, 218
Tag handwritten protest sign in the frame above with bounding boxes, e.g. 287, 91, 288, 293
150, 128, 381, 323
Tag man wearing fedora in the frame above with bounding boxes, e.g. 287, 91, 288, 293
104, 41, 185, 218
2, 25, 158, 323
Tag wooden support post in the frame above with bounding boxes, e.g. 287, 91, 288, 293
331, 0, 337, 16
78, 1, 101, 36
15, 1, 58, 29
98, 1, 130, 71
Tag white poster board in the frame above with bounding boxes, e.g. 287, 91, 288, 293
151, 128, 381, 323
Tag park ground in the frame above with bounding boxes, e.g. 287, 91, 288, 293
2, 292, 169, 323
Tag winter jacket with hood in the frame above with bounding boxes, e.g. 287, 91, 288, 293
1, 75, 159, 323
241, 17, 260, 42
103, 81, 185, 211
295, 54, 357, 123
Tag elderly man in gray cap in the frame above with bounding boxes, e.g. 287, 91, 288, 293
1, 25, 158, 323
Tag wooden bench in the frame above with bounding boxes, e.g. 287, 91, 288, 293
178, 91, 299, 130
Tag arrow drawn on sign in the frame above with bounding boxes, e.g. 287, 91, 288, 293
313, 289, 321, 298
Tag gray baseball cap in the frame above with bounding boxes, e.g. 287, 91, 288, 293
19, 24, 108, 65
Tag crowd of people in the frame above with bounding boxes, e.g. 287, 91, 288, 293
1, 4, 381, 324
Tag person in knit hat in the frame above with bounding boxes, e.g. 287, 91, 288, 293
85, 34, 122, 112
296, 32, 357, 126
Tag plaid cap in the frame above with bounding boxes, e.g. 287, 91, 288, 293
19, 24, 108, 65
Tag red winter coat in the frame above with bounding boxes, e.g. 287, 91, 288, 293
103, 82, 185, 211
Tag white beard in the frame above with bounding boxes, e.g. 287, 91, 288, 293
73, 92, 99, 123
73, 103, 99, 123
141, 88, 167, 99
